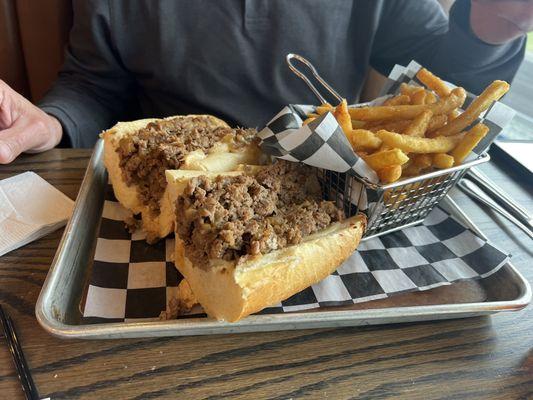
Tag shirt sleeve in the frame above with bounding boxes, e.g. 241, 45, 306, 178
38, 0, 135, 148
370, 0, 526, 95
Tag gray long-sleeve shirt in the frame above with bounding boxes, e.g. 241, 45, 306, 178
39, 0, 526, 148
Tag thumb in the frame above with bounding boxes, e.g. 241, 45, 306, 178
0, 120, 44, 164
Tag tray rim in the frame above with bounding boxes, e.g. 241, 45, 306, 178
35, 140, 532, 339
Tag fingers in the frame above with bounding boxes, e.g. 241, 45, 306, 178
0, 125, 29, 164
0, 80, 17, 130
0, 142, 12, 164
0, 78, 63, 163
0, 118, 55, 164
25, 115, 63, 153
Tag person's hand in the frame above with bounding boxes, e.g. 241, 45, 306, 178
0, 80, 63, 164
470, 0, 533, 45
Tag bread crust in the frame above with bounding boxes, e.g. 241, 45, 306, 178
174, 212, 366, 322
102, 114, 266, 241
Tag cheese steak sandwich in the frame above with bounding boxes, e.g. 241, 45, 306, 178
102, 115, 267, 241
167, 161, 366, 322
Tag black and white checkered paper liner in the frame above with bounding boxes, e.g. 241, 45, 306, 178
82, 185, 510, 322
258, 60, 515, 214
258, 106, 379, 184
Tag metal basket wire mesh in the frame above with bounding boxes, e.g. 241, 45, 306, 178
317, 153, 490, 240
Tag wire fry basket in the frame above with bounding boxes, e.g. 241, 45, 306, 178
286, 53, 491, 239
316, 154, 489, 239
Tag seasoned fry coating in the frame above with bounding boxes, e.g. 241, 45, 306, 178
383, 94, 411, 106
347, 129, 382, 151
349, 87, 466, 121
376, 129, 465, 153
450, 123, 489, 164
416, 68, 451, 98
377, 165, 402, 183
404, 110, 433, 137
432, 153, 454, 169
363, 148, 409, 170
334, 99, 353, 135
433, 81, 508, 137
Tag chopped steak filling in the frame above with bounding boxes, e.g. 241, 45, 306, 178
116, 116, 257, 213
176, 161, 344, 269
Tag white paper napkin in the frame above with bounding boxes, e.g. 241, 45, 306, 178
0, 172, 74, 257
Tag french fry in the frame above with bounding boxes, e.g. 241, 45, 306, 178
334, 99, 352, 135
416, 68, 451, 98
449, 123, 489, 164
363, 148, 409, 170
401, 161, 422, 177
376, 129, 465, 153
367, 120, 411, 133
378, 143, 392, 151
312, 74, 508, 182
347, 129, 382, 151
410, 89, 427, 105
428, 87, 466, 114
351, 120, 366, 128
400, 83, 422, 96
349, 103, 422, 121
348, 87, 466, 121
404, 110, 433, 137
316, 104, 334, 115
377, 165, 402, 183
363, 120, 384, 129
432, 153, 454, 169
433, 80, 509, 137
412, 154, 432, 169
426, 114, 448, 133
425, 91, 437, 104
448, 109, 460, 121
368, 114, 447, 134
383, 94, 411, 106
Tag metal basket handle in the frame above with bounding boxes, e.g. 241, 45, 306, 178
286, 53, 343, 105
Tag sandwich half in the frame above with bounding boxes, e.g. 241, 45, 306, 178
102, 114, 267, 241
168, 161, 366, 322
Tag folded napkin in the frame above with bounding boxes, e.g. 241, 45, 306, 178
0, 172, 74, 257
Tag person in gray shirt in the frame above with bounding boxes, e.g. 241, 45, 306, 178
0, 0, 532, 163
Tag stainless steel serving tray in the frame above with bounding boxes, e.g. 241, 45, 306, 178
35, 140, 531, 339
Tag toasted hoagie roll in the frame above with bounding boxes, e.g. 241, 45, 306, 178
167, 161, 366, 322
101, 114, 268, 242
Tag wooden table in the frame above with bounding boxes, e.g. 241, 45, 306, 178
0, 149, 531, 400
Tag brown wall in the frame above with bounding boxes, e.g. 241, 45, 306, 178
0, 0, 29, 97
0, 0, 72, 102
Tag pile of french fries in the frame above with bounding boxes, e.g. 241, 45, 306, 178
304, 68, 509, 183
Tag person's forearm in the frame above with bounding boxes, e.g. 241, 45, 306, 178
38, 76, 123, 148
37, 0, 136, 149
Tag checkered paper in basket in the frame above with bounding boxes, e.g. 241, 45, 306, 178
82, 185, 509, 322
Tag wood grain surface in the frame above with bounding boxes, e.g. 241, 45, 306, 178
0, 149, 531, 400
